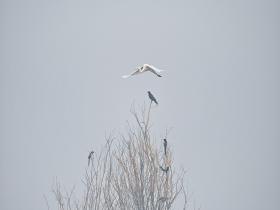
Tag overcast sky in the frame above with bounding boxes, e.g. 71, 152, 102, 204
1, 0, 279, 209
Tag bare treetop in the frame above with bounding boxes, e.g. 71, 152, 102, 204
53, 104, 187, 210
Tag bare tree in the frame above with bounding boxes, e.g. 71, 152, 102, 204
53, 103, 187, 210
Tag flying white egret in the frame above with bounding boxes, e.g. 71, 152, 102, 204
122, 64, 165, 78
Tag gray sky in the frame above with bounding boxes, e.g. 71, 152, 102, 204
1, 0, 279, 209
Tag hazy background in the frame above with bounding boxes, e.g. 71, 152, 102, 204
1, 0, 279, 209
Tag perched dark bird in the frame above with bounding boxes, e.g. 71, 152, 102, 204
163, 139, 167, 156
157, 197, 168, 202
160, 166, 169, 173
148, 91, 158, 105
88, 151, 94, 166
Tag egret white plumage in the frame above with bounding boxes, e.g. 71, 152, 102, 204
122, 64, 165, 78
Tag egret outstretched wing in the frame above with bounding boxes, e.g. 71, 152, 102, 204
122, 69, 141, 78
144, 64, 164, 77
122, 64, 165, 78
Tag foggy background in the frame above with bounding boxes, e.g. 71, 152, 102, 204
1, 0, 279, 209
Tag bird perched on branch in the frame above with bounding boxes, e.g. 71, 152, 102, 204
88, 151, 94, 166
160, 166, 170, 173
163, 139, 167, 156
148, 91, 158, 105
122, 64, 165, 78
157, 197, 168, 202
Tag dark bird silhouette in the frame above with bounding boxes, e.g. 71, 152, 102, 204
163, 139, 167, 156
160, 166, 169, 173
157, 197, 168, 202
88, 151, 94, 166
148, 91, 158, 105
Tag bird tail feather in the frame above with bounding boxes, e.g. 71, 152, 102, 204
122, 75, 131, 78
